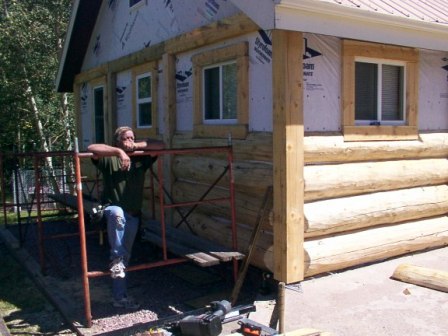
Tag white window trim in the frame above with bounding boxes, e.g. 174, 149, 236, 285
202, 61, 238, 125
136, 72, 152, 129
354, 57, 407, 127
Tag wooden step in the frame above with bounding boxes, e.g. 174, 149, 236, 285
142, 220, 244, 267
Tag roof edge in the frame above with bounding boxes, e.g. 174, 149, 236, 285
55, 0, 81, 92
277, 0, 448, 35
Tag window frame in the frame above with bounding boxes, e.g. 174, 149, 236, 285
192, 42, 249, 139
132, 62, 158, 139
354, 57, 406, 126
342, 40, 419, 141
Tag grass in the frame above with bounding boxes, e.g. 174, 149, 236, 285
0, 223, 76, 335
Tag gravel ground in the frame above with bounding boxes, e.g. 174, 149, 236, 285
2, 220, 264, 336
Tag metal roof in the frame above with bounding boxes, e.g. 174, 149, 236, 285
316, 0, 448, 24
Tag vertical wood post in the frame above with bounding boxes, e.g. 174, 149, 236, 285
272, 29, 305, 283
162, 53, 177, 225
162, 53, 177, 147
107, 71, 118, 139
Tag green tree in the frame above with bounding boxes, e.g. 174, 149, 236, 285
0, 0, 74, 154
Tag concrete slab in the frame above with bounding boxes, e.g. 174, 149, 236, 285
248, 247, 448, 336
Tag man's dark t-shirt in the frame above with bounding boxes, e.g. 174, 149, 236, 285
92, 155, 155, 214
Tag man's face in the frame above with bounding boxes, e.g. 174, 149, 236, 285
119, 130, 135, 150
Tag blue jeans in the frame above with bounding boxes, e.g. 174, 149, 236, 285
104, 205, 139, 300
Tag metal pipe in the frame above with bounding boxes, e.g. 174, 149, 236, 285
74, 139, 93, 327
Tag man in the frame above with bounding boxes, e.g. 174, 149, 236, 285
87, 126, 164, 309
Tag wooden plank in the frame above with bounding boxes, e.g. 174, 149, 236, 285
391, 264, 448, 293
165, 13, 258, 54
272, 29, 304, 283
143, 222, 244, 262
343, 125, 418, 141
162, 53, 176, 147
47, 193, 99, 216
141, 229, 220, 267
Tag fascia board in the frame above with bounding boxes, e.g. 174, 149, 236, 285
275, 0, 448, 51
55, 0, 80, 91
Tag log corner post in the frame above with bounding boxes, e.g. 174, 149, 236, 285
272, 29, 305, 283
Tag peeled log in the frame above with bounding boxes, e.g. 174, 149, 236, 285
305, 158, 448, 201
172, 180, 272, 229
391, 264, 448, 293
305, 185, 448, 237
305, 132, 448, 164
303, 216, 448, 277
168, 200, 448, 277
173, 155, 272, 192
173, 131, 448, 164
173, 131, 273, 162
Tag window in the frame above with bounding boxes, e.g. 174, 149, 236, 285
355, 59, 405, 124
203, 61, 237, 123
93, 85, 105, 143
342, 40, 419, 141
136, 73, 152, 128
192, 42, 249, 139
132, 62, 158, 138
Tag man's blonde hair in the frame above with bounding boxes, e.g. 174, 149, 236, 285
114, 126, 133, 145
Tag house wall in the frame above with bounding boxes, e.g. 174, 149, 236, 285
74, 2, 448, 278
175, 31, 273, 132
301, 34, 448, 132
82, 0, 240, 71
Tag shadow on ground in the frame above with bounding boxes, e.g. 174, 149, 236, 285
2, 219, 270, 335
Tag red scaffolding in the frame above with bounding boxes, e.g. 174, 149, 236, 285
1, 145, 241, 327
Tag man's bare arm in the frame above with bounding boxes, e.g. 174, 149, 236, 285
132, 139, 165, 151
87, 144, 131, 171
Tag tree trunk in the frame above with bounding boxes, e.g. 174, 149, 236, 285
24, 70, 60, 194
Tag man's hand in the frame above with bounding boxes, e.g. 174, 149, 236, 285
121, 138, 135, 152
118, 150, 131, 171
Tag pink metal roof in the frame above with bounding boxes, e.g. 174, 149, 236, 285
318, 0, 448, 24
